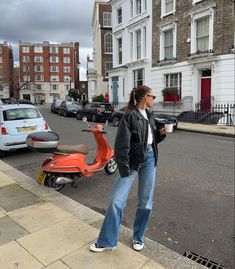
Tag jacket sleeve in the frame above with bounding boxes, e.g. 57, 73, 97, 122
114, 115, 131, 178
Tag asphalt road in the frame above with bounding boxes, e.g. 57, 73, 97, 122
2, 106, 234, 268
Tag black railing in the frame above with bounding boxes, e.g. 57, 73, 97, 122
188, 49, 214, 57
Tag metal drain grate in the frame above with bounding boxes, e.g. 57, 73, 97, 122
183, 251, 228, 269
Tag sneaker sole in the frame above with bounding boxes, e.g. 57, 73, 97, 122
89, 245, 117, 252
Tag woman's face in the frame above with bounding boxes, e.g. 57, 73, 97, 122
145, 90, 156, 108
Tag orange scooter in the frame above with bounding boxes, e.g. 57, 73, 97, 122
26, 118, 117, 191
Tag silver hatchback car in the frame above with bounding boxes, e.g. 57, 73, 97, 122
0, 104, 51, 156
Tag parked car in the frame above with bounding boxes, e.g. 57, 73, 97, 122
50, 99, 63, 114
0, 104, 51, 157
58, 101, 83, 117
0, 98, 16, 104
76, 102, 114, 122
111, 107, 178, 129
16, 99, 33, 104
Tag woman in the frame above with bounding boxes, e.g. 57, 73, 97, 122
90, 85, 166, 252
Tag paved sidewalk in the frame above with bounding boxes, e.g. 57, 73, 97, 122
177, 122, 235, 137
0, 160, 206, 269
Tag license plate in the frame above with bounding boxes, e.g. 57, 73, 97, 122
105, 111, 112, 113
18, 126, 37, 133
37, 171, 46, 184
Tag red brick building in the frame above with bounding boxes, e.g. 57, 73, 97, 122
0, 42, 14, 98
19, 41, 80, 104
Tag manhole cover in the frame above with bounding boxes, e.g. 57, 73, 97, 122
183, 251, 228, 269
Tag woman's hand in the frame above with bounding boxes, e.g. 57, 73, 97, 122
160, 128, 166, 139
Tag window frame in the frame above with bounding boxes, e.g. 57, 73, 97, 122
117, 37, 122, 65
117, 7, 122, 24
159, 22, 177, 61
190, 8, 214, 54
63, 57, 71, 63
103, 12, 112, 27
50, 56, 59, 63
50, 66, 59, 72
133, 68, 144, 87
34, 46, 43, 53
136, 29, 142, 60
104, 32, 113, 54
105, 61, 113, 78
22, 46, 30, 53
49, 46, 59, 53
161, 0, 176, 18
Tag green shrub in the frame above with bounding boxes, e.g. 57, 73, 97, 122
92, 94, 104, 102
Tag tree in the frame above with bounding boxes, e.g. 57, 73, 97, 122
68, 88, 80, 101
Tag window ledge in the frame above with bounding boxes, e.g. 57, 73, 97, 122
157, 58, 177, 66
231, 47, 235, 54
188, 50, 214, 60
161, 10, 176, 19
127, 58, 148, 66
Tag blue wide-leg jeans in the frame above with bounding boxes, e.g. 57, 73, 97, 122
97, 145, 156, 247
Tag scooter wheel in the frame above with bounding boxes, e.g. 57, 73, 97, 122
104, 157, 117, 175
47, 175, 65, 191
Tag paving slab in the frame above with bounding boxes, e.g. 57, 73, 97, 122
17, 217, 98, 266
9, 202, 72, 233
46, 261, 70, 269
0, 184, 42, 212
0, 207, 6, 218
62, 242, 149, 269
0, 241, 44, 269
141, 259, 166, 269
0, 171, 15, 187
0, 216, 29, 246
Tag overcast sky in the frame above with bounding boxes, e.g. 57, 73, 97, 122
0, 0, 94, 80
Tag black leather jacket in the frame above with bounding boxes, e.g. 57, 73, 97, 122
114, 107, 164, 178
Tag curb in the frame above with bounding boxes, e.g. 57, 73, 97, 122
0, 160, 206, 269
177, 127, 235, 137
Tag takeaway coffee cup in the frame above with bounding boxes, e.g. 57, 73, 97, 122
165, 123, 174, 133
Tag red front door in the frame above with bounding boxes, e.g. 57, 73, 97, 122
201, 77, 211, 110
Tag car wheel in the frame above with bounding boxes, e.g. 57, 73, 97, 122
112, 116, 120, 127
0, 150, 6, 158
91, 114, 97, 122
76, 112, 82, 120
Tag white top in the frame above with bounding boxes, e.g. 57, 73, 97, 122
138, 108, 153, 145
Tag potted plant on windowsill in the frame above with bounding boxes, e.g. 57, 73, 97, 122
162, 87, 180, 102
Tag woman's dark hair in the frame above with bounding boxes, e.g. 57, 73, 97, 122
126, 85, 152, 111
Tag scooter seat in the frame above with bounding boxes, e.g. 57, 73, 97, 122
56, 144, 89, 155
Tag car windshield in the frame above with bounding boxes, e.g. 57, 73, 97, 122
3, 108, 41, 121
67, 104, 80, 109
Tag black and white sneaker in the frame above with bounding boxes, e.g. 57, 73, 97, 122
89, 243, 117, 252
132, 241, 144, 251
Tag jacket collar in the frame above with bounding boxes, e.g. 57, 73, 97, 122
133, 107, 153, 120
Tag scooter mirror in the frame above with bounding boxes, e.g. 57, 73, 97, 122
82, 117, 87, 123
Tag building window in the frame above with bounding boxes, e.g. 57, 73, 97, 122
165, 73, 182, 95
105, 61, 113, 77
0, 84, 3, 91
23, 66, 30, 72
161, 0, 175, 17
130, 0, 134, 17
22, 46, 30, 53
50, 56, 59, 63
103, 12, 112, 27
190, 8, 214, 54
0, 67, 3, 73
34, 46, 43, 53
193, 0, 202, 4
23, 75, 30, 82
34, 65, 44, 72
196, 16, 209, 51
64, 76, 71, 82
50, 46, 58, 53
160, 22, 177, 61
136, 0, 141, 15
117, 7, 122, 24
63, 48, 70, 54
50, 76, 59, 81
133, 68, 144, 87
136, 29, 141, 59
23, 56, 30, 62
63, 57, 70, 63
34, 56, 43, 62
64, 66, 71, 72
104, 33, 113, 53
35, 75, 43, 81
117, 38, 122, 65
0, 77, 3, 82
51, 84, 59, 90
164, 29, 173, 59
36, 84, 42, 90
50, 66, 59, 72
0, 47, 2, 53
64, 84, 70, 91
